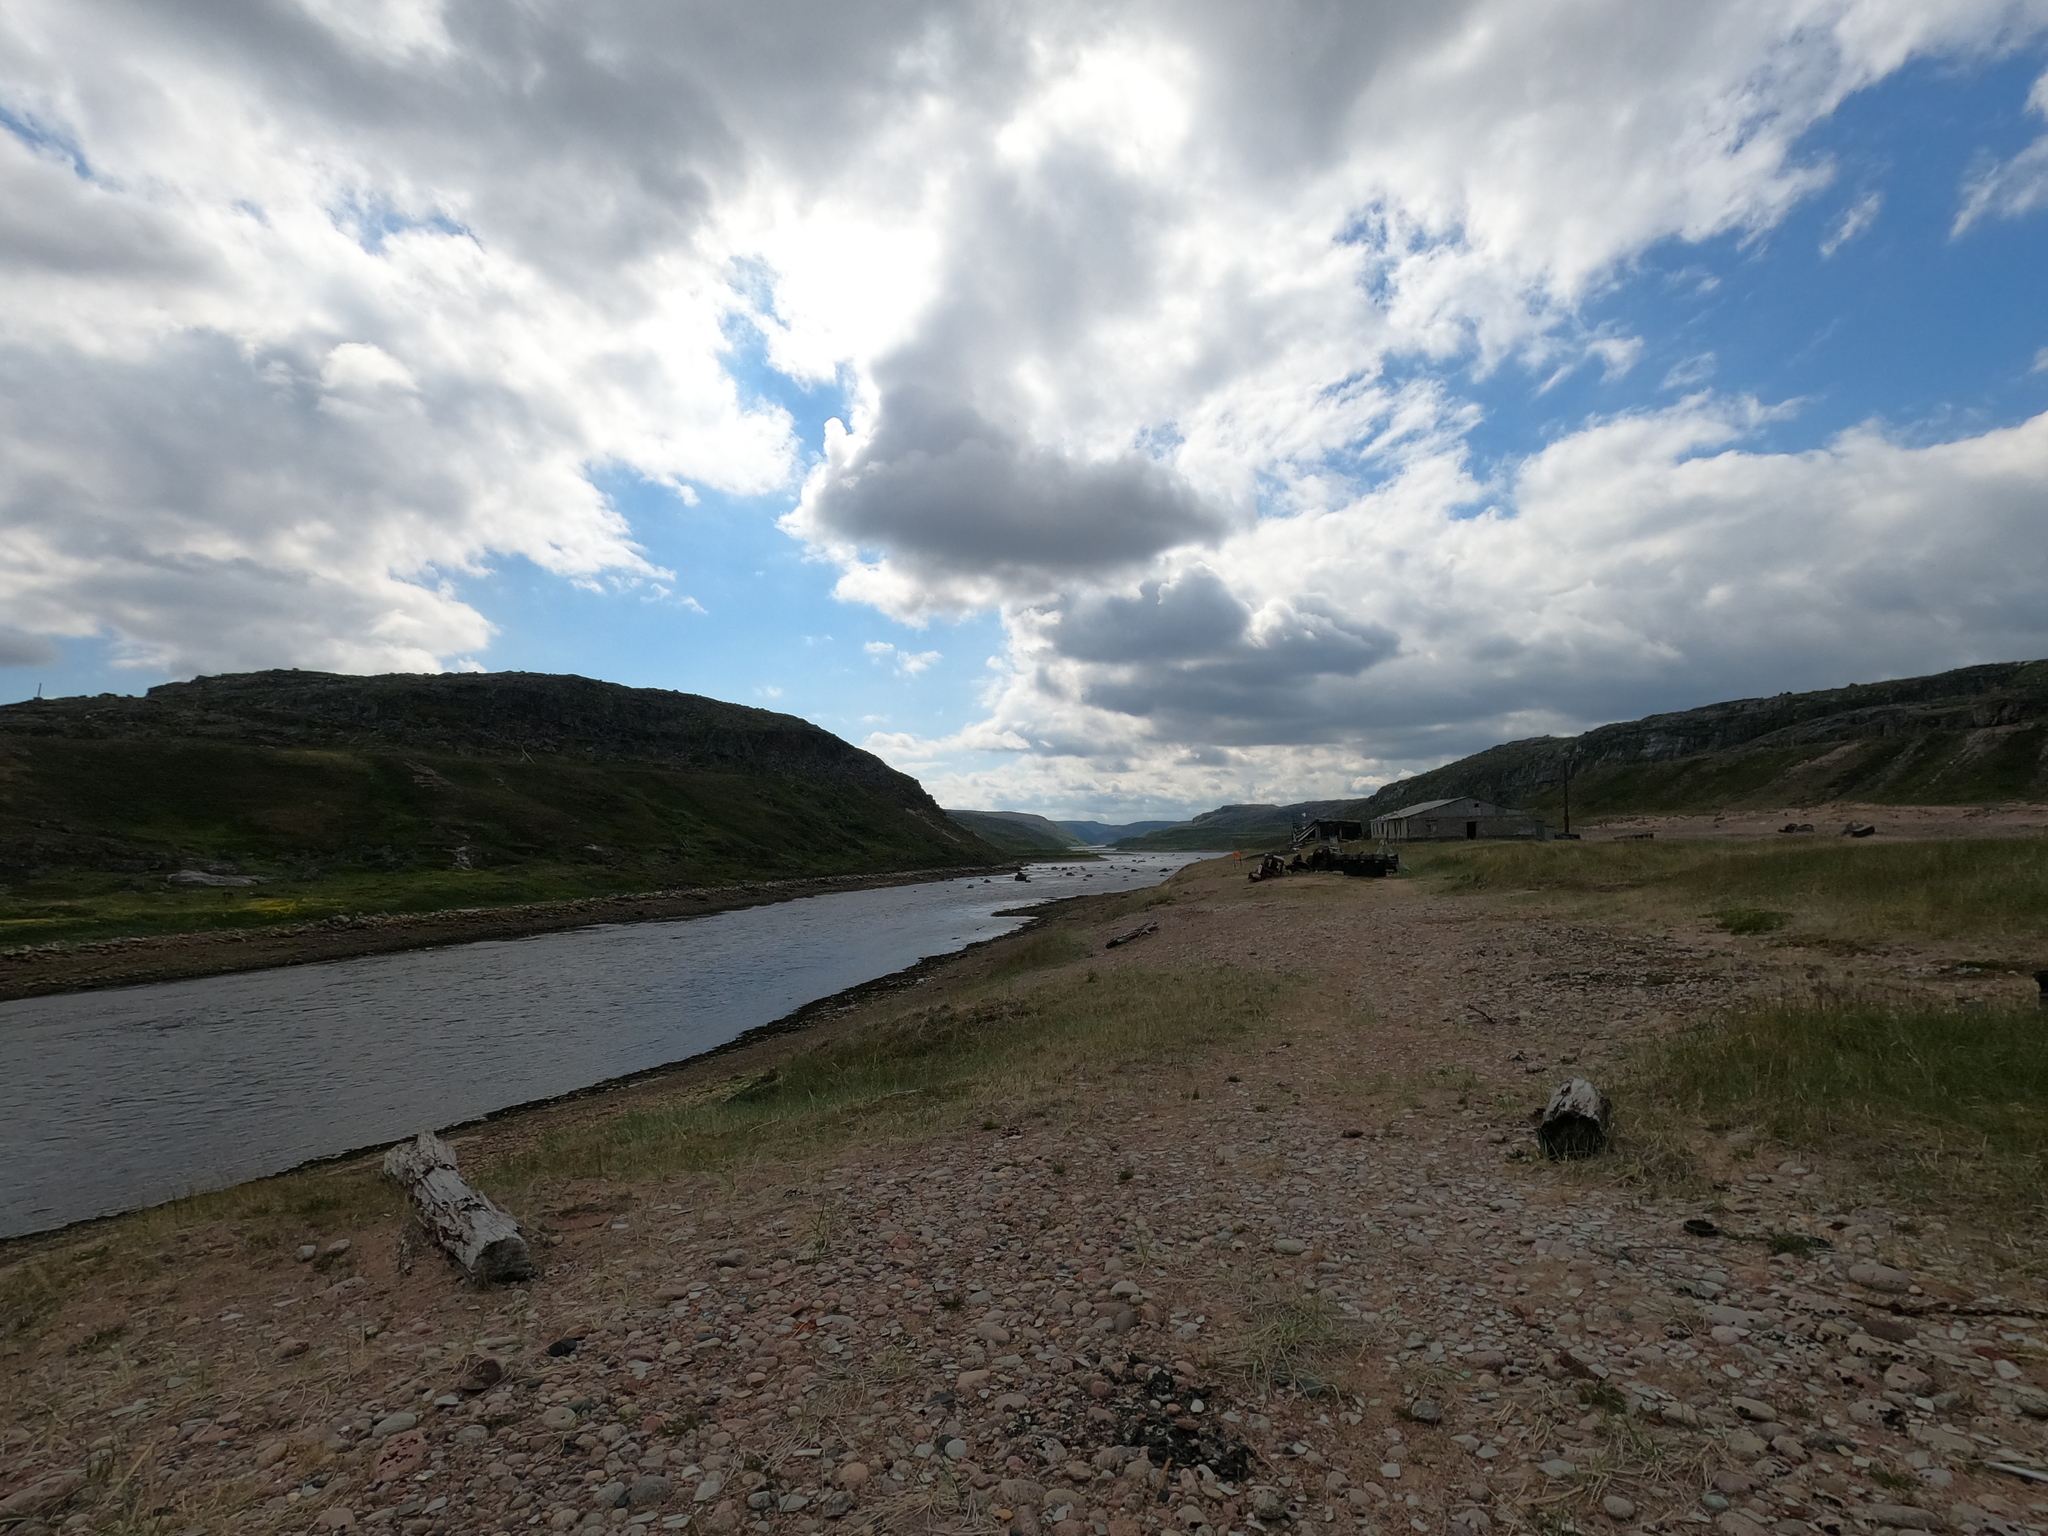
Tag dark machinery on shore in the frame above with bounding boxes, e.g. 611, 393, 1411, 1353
1244, 817, 1401, 880
1302, 845, 1400, 876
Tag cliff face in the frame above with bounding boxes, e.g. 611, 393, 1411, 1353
0, 670, 997, 881
1350, 659, 2048, 820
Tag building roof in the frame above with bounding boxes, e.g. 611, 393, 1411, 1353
1291, 817, 1363, 846
1377, 798, 1467, 819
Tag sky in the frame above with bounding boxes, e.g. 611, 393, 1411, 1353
4, 2, 2048, 820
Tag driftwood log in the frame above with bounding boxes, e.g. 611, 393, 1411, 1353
1537, 1077, 1612, 1160
382, 1131, 536, 1284
1105, 920, 1159, 949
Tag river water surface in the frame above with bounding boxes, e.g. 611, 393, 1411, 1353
0, 855, 1210, 1238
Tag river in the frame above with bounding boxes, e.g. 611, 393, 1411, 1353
0, 855, 1212, 1238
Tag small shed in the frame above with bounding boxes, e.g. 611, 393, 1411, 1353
1292, 818, 1364, 849
1369, 797, 1546, 842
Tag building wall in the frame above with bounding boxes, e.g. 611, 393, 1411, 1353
1372, 805, 1547, 841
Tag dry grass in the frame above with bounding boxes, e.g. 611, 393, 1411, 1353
1225, 1290, 1367, 1396
1631, 994, 2048, 1221
1408, 836, 2048, 950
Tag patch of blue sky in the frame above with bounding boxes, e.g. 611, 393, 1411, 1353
0, 101, 92, 179
460, 468, 1007, 749
332, 191, 475, 254
1436, 48, 2048, 500
0, 633, 132, 706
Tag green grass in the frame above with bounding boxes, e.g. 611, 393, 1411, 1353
1637, 997, 2048, 1216
484, 964, 1293, 1192
1409, 836, 2048, 947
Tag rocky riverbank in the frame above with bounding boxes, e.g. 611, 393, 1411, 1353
2, 857, 2043, 1536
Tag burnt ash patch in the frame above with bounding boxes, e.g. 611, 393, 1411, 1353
997, 1354, 1258, 1485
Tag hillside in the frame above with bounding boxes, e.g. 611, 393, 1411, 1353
1347, 657, 2048, 825
0, 670, 1002, 944
1111, 658, 2048, 848
943, 809, 1085, 854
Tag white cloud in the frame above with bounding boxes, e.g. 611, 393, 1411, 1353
1955, 70, 2048, 234
1662, 352, 1718, 389
865, 640, 942, 675
1822, 190, 1882, 255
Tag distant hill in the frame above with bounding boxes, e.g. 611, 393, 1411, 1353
1115, 659, 2048, 849
1113, 802, 1354, 851
1345, 658, 2048, 824
1056, 819, 1179, 845
943, 809, 1085, 855
0, 670, 1003, 884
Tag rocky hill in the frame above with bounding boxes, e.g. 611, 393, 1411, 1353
0, 670, 999, 887
1347, 658, 2048, 824
1115, 658, 2048, 847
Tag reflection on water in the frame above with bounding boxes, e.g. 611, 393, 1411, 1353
0, 855, 1209, 1237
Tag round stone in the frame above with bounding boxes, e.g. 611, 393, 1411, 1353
371, 1412, 418, 1439
627, 1475, 673, 1508
540, 1406, 578, 1431
835, 1463, 869, 1488
1603, 1495, 1637, 1519
943, 1438, 968, 1460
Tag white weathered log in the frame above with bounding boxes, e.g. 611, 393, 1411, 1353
1537, 1077, 1611, 1160
382, 1130, 535, 1284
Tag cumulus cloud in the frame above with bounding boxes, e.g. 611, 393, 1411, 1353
3, 0, 2046, 810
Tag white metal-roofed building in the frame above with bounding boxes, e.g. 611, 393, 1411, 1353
1369, 796, 1547, 842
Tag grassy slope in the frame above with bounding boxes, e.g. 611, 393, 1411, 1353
1406, 834, 2048, 950
942, 809, 1086, 855
1352, 659, 2048, 824
0, 734, 997, 949
1112, 803, 1322, 851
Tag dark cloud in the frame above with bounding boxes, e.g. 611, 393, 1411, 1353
806, 384, 1228, 586
0, 630, 56, 666
1047, 569, 1398, 740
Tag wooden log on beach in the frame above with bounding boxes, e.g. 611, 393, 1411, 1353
382, 1130, 536, 1284
1537, 1077, 1611, 1160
